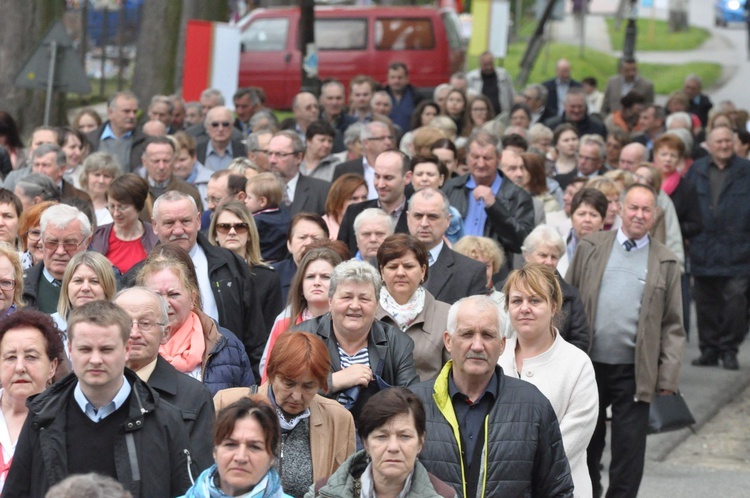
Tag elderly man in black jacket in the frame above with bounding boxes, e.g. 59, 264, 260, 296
411, 295, 574, 498
122, 190, 267, 379
3, 302, 194, 498
116, 287, 215, 471
443, 131, 535, 270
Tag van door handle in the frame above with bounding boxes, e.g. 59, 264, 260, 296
285, 53, 291, 63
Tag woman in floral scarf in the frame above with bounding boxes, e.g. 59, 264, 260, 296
375, 234, 450, 381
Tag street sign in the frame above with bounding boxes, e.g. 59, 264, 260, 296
15, 20, 92, 94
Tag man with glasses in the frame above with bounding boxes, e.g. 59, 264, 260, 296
141, 137, 203, 211
522, 83, 556, 125
123, 190, 267, 380
22, 204, 91, 313
333, 121, 395, 200
116, 286, 214, 470
200, 170, 247, 228
268, 130, 329, 216
576, 134, 609, 178
197, 106, 247, 171
246, 129, 273, 171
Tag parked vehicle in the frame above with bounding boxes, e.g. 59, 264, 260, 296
236, 6, 467, 109
714, 0, 747, 26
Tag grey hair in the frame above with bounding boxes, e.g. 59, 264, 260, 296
321, 79, 345, 95
408, 187, 451, 217
40, 204, 92, 237
17, 173, 59, 202
526, 83, 548, 102
108, 91, 138, 111
433, 83, 451, 101
152, 190, 198, 220
665, 112, 692, 130
361, 121, 390, 142
204, 106, 233, 128
465, 129, 501, 155
528, 123, 554, 143
149, 94, 174, 114
116, 286, 170, 329
344, 122, 364, 146
446, 295, 505, 338
521, 224, 566, 259
246, 129, 273, 152
249, 110, 278, 130
353, 207, 395, 236
200, 88, 225, 105
45, 472, 131, 498
579, 133, 606, 159
684, 74, 701, 86
664, 128, 694, 153
273, 130, 306, 154
329, 259, 382, 298
185, 101, 202, 115
32, 143, 66, 166
82, 152, 122, 178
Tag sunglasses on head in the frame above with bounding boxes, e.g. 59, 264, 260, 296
216, 222, 249, 234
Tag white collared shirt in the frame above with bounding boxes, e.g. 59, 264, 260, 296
73, 376, 131, 422
362, 156, 377, 200
427, 241, 444, 266
190, 243, 219, 322
616, 227, 650, 251
285, 172, 300, 204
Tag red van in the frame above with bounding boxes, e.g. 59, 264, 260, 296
236, 6, 467, 109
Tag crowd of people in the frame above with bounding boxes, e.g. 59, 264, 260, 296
0, 48, 748, 498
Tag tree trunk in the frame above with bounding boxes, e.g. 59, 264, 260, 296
0, 1, 66, 138
668, 0, 689, 32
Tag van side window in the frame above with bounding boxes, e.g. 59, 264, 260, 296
241, 18, 289, 51
315, 19, 367, 50
375, 18, 435, 50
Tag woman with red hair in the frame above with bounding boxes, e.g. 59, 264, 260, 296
214, 331, 356, 498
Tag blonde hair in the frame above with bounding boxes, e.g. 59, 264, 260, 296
246, 172, 284, 209
453, 236, 505, 274
0, 243, 25, 308
57, 252, 118, 318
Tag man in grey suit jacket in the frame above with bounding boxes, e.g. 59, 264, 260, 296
408, 188, 486, 304
601, 58, 654, 116
268, 130, 330, 216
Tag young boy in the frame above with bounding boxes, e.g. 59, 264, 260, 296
245, 172, 291, 262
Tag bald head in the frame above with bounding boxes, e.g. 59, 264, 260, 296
556, 59, 571, 82
618, 142, 647, 172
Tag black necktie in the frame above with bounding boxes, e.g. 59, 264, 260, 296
624, 239, 636, 252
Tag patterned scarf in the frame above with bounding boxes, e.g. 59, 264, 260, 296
268, 384, 311, 432
379, 286, 425, 331
184, 465, 287, 498
159, 311, 205, 373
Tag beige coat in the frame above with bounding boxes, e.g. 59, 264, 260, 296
213, 384, 356, 482
376, 290, 451, 382
565, 231, 685, 402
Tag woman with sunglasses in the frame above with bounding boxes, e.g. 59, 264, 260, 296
90, 174, 158, 274
209, 200, 284, 335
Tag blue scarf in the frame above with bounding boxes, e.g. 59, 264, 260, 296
181, 465, 289, 498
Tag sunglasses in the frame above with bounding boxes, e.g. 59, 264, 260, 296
210, 121, 232, 128
216, 222, 249, 234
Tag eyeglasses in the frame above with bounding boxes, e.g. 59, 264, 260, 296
26, 229, 41, 241
267, 151, 297, 159
43, 238, 86, 253
253, 149, 269, 155
107, 203, 133, 213
216, 222, 249, 234
210, 121, 232, 128
366, 135, 394, 142
0, 280, 15, 291
131, 319, 166, 332
205, 196, 225, 206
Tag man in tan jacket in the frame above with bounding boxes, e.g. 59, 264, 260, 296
566, 183, 685, 498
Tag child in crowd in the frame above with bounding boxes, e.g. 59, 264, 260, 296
245, 172, 291, 262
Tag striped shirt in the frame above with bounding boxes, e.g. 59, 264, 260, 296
336, 346, 370, 405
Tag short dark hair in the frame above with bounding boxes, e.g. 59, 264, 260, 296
553, 123, 579, 146
226, 174, 248, 197
410, 154, 448, 181
571, 187, 608, 220
581, 77, 598, 87
377, 234, 430, 282
622, 182, 658, 204
0, 188, 22, 217
388, 61, 408, 75
305, 120, 336, 141
143, 136, 175, 153
620, 91, 646, 109
502, 134, 528, 152
0, 309, 64, 364
214, 396, 281, 457
357, 387, 426, 440
108, 173, 150, 212
288, 212, 329, 242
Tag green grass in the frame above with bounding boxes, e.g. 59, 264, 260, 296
473, 42, 722, 95
606, 18, 711, 51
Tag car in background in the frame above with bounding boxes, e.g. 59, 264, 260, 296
714, 0, 747, 26
236, 6, 467, 109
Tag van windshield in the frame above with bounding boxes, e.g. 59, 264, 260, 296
375, 18, 435, 50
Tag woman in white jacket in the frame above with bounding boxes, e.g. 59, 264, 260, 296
498, 263, 598, 498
